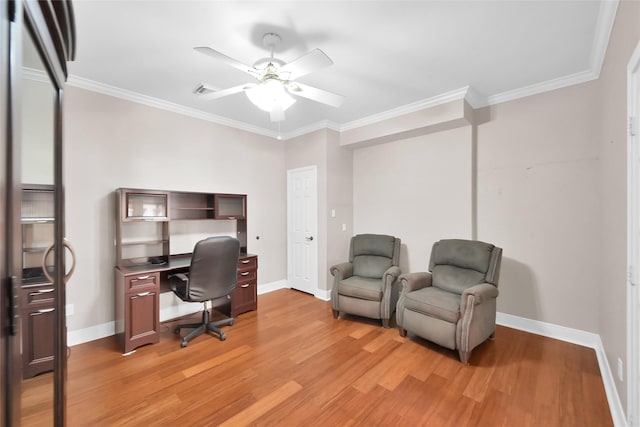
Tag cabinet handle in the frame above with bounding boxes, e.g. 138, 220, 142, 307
241, 260, 250, 264
240, 272, 249, 276
240, 284, 250, 288
29, 288, 54, 296
136, 275, 151, 280
136, 292, 151, 297
34, 308, 55, 314
227, 217, 236, 220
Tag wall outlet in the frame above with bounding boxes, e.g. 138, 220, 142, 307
342, 224, 347, 232
617, 357, 624, 381
66, 304, 74, 316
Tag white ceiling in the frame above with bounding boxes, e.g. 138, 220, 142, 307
68, 0, 617, 139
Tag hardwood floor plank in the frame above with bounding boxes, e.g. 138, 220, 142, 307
21, 289, 613, 426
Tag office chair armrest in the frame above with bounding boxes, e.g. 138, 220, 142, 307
330, 262, 353, 279
398, 272, 432, 294
168, 273, 189, 283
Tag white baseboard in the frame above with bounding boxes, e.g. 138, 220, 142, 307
67, 321, 115, 347
315, 288, 331, 301
258, 279, 288, 295
497, 312, 626, 427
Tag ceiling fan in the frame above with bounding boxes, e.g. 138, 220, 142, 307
194, 32, 345, 122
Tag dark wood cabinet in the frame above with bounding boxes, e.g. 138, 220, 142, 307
115, 271, 160, 354
233, 255, 258, 317
20, 282, 55, 379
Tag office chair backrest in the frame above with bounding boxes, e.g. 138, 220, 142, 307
187, 236, 240, 301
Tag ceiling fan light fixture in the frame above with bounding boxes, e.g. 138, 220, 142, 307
245, 79, 295, 113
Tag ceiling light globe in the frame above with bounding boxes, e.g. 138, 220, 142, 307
246, 79, 295, 113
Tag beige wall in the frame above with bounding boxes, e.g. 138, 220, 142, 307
353, 126, 473, 274
477, 81, 601, 331
599, 0, 640, 411
63, 86, 287, 331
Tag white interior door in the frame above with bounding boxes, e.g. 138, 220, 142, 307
628, 40, 640, 427
287, 166, 318, 295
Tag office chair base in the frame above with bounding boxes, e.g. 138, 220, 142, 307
174, 309, 234, 347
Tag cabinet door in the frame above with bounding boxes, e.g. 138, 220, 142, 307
121, 190, 169, 221
21, 305, 55, 379
124, 291, 159, 353
214, 194, 246, 219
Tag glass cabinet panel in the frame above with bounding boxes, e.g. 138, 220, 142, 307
124, 192, 168, 221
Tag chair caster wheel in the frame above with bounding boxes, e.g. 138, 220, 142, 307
174, 327, 180, 334
229, 319, 234, 326
220, 334, 226, 341
180, 341, 188, 348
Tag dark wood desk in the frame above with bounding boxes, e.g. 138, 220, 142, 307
114, 253, 257, 353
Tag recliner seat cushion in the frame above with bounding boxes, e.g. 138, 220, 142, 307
403, 287, 460, 323
338, 276, 383, 301
432, 265, 486, 294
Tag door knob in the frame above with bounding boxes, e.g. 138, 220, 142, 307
305, 236, 314, 241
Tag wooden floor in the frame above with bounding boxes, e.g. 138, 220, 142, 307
23, 289, 612, 426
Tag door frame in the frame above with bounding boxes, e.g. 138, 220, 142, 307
286, 165, 318, 296
627, 39, 640, 426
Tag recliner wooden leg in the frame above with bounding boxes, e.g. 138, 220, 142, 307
382, 319, 390, 328
399, 328, 407, 337
332, 309, 339, 319
459, 350, 470, 365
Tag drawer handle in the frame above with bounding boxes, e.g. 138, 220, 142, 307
35, 308, 55, 314
240, 272, 250, 276
135, 275, 151, 280
29, 288, 54, 296
240, 284, 250, 288
136, 291, 151, 297
241, 260, 250, 264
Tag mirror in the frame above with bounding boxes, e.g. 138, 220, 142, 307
19, 23, 57, 425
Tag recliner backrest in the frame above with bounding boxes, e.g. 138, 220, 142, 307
349, 234, 400, 279
429, 239, 502, 294
187, 236, 240, 301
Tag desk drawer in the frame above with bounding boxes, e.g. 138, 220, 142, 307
238, 256, 257, 271
20, 283, 54, 307
125, 272, 159, 292
237, 269, 257, 282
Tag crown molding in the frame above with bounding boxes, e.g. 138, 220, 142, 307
590, 0, 619, 77
66, 75, 280, 139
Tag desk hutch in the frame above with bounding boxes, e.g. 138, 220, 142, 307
114, 188, 257, 353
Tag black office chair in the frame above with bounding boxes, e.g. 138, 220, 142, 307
170, 236, 240, 347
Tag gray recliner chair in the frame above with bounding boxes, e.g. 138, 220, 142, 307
397, 239, 502, 364
330, 234, 401, 328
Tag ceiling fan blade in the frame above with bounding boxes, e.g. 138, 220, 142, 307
196, 83, 255, 100
270, 104, 285, 122
287, 82, 345, 108
280, 48, 333, 81
194, 46, 262, 80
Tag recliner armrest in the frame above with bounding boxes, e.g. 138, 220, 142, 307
383, 265, 401, 282
460, 283, 499, 309
398, 272, 432, 293
330, 262, 353, 280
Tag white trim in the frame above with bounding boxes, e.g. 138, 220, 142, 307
314, 288, 331, 301
497, 312, 626, 427
627, 39, 640, 427
67, 321, 115, 346
590, 0, 620, 76
258, 279, 289, 295
339, 86, 471, 132
67, 75, 280, 139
